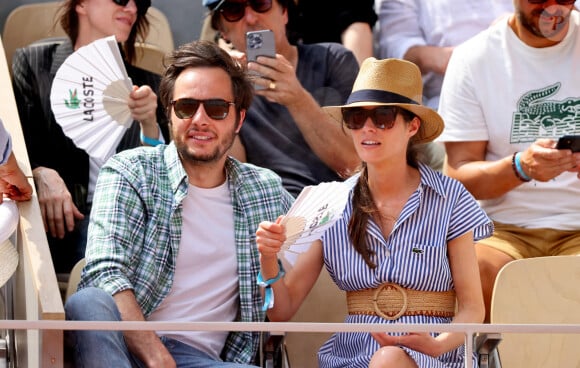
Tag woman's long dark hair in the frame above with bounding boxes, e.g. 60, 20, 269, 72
348, 107, 419, 269
58, 0, 150, 64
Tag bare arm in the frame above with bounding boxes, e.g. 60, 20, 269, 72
249, 55, 360, 177
341, 22, 374, 65
403, 45, 454, 76
444, 140, 580, 199
113, 289, 176, 368
256, 219, 325, 321
436, 231, 485, 354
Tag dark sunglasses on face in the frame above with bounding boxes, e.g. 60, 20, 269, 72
342, 106, 400, 130
171, 98, 235, 120
217, 0, 273, 22
527, 0, 576, 5
112, 0, 151, 15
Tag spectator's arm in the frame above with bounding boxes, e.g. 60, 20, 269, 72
341, 22, 374, 65
378, 0, 425, 59
113, 290, 176, 368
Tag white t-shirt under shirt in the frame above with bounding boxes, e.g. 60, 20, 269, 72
438, 10, 580, 230
148, 180, 238, 359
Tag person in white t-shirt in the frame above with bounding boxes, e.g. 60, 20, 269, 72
65, 41, 293, 368
378, 0, 514, 172
438, 0, 580, 322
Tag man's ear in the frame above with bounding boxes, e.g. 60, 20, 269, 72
235, 109, 246, 133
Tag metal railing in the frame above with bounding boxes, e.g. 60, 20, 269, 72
1, 320, 580, 368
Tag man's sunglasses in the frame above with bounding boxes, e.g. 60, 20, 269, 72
112, 0, 151, 15
216, 0, 273, 23
342, 106, 400, 130
171, 98, 235, 120
527, 0, 576, 5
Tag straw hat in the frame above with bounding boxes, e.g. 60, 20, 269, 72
0, 239, 18, 288
0, 199, 19, 287
323, 58, 444, 144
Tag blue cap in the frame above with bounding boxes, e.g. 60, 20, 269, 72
202, 0, 221, 7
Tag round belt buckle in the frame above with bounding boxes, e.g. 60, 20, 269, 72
372, 283, 408, 320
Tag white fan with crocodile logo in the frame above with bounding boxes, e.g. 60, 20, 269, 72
280, 181, 351, 259
50, 35, 133, 165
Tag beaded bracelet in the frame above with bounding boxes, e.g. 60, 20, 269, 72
512, 152, 532, 182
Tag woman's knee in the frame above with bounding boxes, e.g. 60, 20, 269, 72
369, 346, 416, 368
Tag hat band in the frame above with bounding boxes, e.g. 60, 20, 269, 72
346, 89, 419, 106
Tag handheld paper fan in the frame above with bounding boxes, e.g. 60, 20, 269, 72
50, 35, 133, 164
280, 181, 351, 253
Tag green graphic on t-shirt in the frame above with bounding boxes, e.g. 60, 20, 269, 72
511, 83, 580, 143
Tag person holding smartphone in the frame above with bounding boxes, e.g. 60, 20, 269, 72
203, 0, 361, 197
438, 0, 580, 322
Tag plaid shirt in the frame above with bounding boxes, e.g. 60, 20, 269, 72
79, 142, 293, 364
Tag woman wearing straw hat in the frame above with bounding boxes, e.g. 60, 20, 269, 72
256, 58, 493, 367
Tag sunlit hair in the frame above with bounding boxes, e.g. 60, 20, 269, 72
348, 107, 419, 269
159, 40, 254, 123
58, 0, 150, 64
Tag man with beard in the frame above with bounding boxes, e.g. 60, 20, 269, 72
65, 41, 293, 367
438, 0, 580, 322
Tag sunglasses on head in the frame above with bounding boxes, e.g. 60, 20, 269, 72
111, 0, 151, 15
171, 98, 235, 120
527, 0, 576, 4
342, 106, 400, 130
216, 0, 273, 22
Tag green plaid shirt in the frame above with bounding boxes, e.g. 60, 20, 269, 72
79, 142, 293, 364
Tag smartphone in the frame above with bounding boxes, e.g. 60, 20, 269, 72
556, 135, 580, 152
246, 30, 276, 89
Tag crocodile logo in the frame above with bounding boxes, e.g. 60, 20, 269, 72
64, 89, 81, 109
510, 83, 580, 143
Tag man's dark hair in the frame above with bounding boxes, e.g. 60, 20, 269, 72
159, 40, 254, 122
208, 0, 300, 44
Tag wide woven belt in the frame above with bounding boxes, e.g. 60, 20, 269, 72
346, 283, 456, 320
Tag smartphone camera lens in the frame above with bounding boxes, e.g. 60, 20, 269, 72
247, 33, 263, 49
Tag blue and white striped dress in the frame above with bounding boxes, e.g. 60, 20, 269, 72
318, 163, 493, 368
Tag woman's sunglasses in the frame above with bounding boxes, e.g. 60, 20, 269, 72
112, 0, 151, 15
216, 0, 273, 23
527, 0, 576, 4
171, 98, 235, 120
342, 106, 400, 130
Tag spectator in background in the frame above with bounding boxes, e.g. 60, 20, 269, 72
12, 0, 168, 273
0, 119, 32, 203
378, 0, 513, 170
65, 40, 293, 367
438, 0, 580, 321
291, 0, 377, 65
204, 0, 360, 197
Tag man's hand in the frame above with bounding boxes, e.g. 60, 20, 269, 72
33, 166, 84, 238
520, 139, 580, 181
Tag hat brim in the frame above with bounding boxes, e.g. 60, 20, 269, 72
323, 102, 444, 144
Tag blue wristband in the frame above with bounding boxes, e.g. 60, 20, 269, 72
257, 261, 285, 311
140, 131, 164, 147
514, 152, 532, 182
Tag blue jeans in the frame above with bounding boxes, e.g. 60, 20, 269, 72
65, 287, 259, 368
